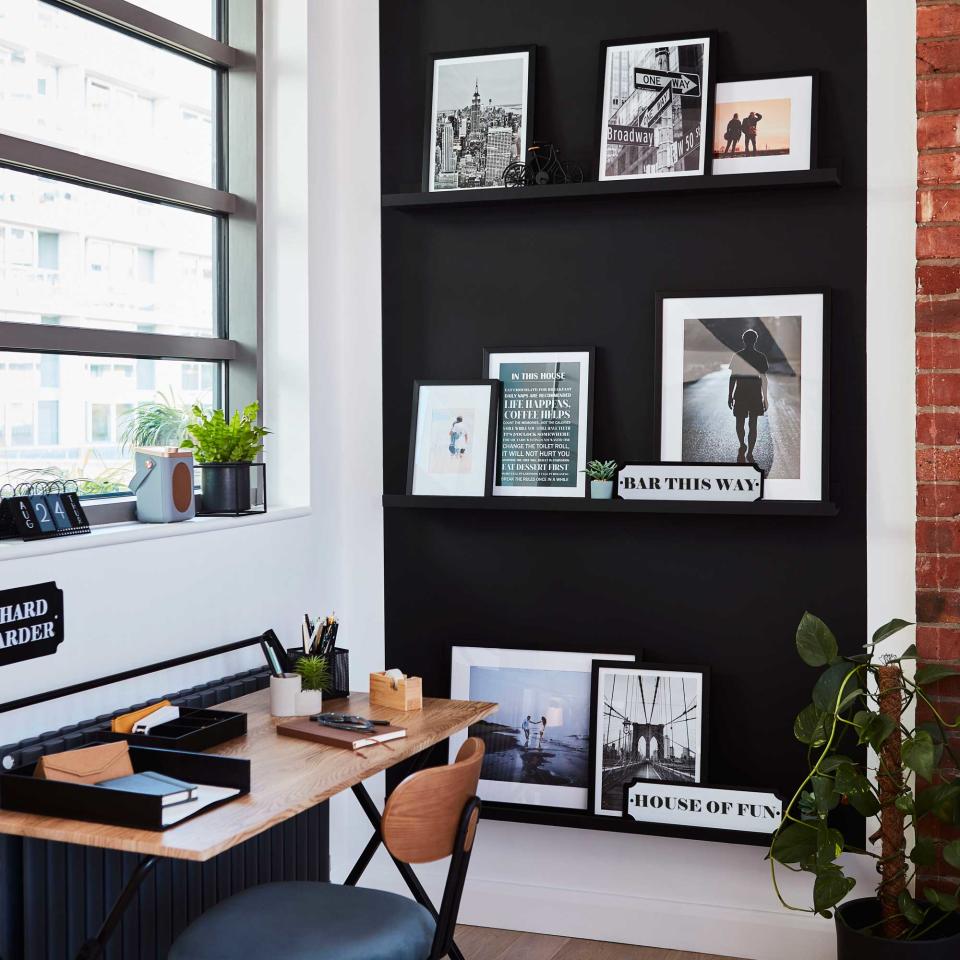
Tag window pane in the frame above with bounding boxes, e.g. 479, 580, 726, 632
0, 351, 218, 493
0, 168, 218, 337
133, 1, 218, 40
0, 0, 217, 186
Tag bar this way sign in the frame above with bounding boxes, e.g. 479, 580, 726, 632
0, 581, 64, 665
618, 463, 764, 502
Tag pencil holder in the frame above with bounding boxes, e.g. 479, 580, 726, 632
295, 689, 322, 715
269, 675, 301, 717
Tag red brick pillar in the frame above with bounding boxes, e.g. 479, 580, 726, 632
917, 0, 960, 896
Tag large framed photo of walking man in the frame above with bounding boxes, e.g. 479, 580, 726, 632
597, 33, 715, 182
484, 348, 594, 497
424, 46, 536, 192
656, 291, 829, 502
406, 380, 500, 497
589, 661, 709, 818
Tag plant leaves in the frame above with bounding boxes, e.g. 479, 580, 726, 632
944, 840, 960, 871
916, 664, 960, 687
812, 775, 840, 814
899, 890, 926, 926
819, 754, 857, 773
895, 793, 915, 815
813, 866, 856, 917
835, 765, 880, 817
916, 783, 960, 823
815, 824, 846, 867
771, 822, 819, 865
797, 613, 839, 667
851, 710, 896, 751
903, 730, 939, 783
813, 662, 859, 713
911, 836, 937, 866
871, 618, 912, 647
924, 888, 960, 912
794, 704, 828, 746
900, 644, 918, 660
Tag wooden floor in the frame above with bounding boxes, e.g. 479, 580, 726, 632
455, 925, 732, 960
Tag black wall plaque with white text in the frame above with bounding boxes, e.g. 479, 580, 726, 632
0, 581, 65, 666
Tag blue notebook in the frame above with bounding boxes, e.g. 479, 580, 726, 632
97, 770, 198, 807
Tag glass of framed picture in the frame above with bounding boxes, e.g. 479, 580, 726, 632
597, 32, 715, 182
588, 661, 709, 818
450, 646, 637, 811
406, 380, 499, 496
484, 347, 594, 497
655, 290, 829, 502
423, 46, 536, 192
712, 72, 818, 175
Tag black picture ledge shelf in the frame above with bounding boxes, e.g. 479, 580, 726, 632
382, 167, 842, 210
382, 494, 839, 517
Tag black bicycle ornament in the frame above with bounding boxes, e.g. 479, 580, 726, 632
503, 142, 585, 187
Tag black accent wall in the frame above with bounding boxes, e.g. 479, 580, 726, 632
381, 1, 867, 843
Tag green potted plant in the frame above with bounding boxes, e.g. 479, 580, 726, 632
770, 613, 960, 958
293, 655, 330, 715
181, 402, 270, 513
583, 459, 619, 499
118, 392, 191, 451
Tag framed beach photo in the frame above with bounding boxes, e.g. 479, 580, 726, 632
483, 347, 594, 497
588, 661, 709, 818
655, 291, 829, 502
597, 32, 715, 182
450, 646, 637, 811
406, 380, 499, 497
712, 73, 818, 175
424, 46, 536, 192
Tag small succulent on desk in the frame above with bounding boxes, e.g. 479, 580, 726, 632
582, 459, 619, 482
181, 402, 270, 464
295, 655, 331, 692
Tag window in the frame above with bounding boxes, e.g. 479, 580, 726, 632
0, 1, 258, 516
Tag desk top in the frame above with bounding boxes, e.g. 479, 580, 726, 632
0, 691, 496, 862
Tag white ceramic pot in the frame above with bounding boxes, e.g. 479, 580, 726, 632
270, 674, 301, 717
591, 479, 614, 499
295, 689, 323, 716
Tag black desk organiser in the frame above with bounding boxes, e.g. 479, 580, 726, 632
94, 707, 247, 752
0, 744, 250, 831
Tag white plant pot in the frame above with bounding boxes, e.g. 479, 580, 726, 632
295, 689, 323, 716
270, 674, 301, 717
591, 479, 614, 499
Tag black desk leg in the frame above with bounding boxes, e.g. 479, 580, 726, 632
75, 855, 157, 960
348, 780, 466, 960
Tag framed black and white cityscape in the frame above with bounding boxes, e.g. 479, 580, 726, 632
406, 380, 499, 496
712, 73, 818, 175
424, 46, 536, 192
597, 33, 715, 182
450, 646, 636, 811
588, 661, 709, 818
655, 291, 829, 502
483, 347, 594, 497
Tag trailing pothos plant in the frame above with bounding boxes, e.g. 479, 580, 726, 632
769, 613, 960, 940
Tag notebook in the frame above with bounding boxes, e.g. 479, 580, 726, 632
277, 717, 407, 750
161, 784, 242, 827
97, 770, 197, 807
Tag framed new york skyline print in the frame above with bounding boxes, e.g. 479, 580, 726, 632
656, 290, 829, 502
484, 347, 594, 497
597, 32, 715, 182
424, 46, 535, 192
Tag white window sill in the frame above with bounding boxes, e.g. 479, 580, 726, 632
0, 506, 311, 562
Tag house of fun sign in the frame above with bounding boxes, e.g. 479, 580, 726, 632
0, 581, 64, 666
624, 780, 782, 835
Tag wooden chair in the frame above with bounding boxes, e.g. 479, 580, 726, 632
168, 738, 484, 960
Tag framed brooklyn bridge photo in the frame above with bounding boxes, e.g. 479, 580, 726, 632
423, 46, 535, 192
589, 661, 709, 818
597, 32, 715, 182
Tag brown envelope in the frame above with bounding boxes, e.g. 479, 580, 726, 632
111, 699, 172, 734
34, 741, 134, 784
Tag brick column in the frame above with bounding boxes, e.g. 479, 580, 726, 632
917, 0, 960, 894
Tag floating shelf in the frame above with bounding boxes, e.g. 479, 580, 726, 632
382, 167, 842, 210
382, 494, 838, 517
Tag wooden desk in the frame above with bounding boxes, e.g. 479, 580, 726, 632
0, 690, 495, 861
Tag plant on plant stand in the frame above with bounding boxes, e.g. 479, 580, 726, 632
769, 613, 960, 959
181, 402, 270, 513
583, 459, 619, 499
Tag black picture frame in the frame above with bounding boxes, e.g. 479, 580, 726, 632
595, 30, 718, 183
422, 44, 537, 193
587, 660, 711, 819
482, 346, 596, 497
406, 379, 500, 497
712, 70, 821, 172
653, 288, 831, 504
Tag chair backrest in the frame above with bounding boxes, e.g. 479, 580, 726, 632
381, 737, 484, 864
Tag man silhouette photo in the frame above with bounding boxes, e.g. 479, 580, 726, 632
727, 329, 769, 464
723, 112, 742, 154
742, 110, 763, 154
